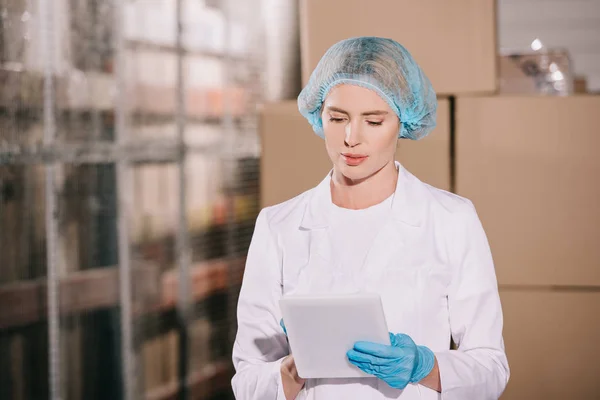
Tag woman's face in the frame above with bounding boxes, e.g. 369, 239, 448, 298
321, 84, 400, 183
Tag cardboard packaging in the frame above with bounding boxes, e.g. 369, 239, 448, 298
260, 98, 450, 208
456, 96, 600, 286
500, 289, 600, 399
300, 0, 497, 95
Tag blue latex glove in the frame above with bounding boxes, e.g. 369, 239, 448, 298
347, 333, 435, 389
280, 319, 287, 336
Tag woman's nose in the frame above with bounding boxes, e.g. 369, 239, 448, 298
344, 121, 361, 147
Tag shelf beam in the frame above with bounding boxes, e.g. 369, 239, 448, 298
0, 257, 245, 330
0, 140, 181, 165
126, 39, 247, 62
0, 140, 257, 165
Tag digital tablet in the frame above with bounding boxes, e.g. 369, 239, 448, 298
279, 293, 390, 379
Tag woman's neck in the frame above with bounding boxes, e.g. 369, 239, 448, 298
330, 161, 398, 210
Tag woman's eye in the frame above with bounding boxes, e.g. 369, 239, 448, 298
329, 117, 346, 123
367, 121, 383, 126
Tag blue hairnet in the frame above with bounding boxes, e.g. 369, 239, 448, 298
297, 37, 437, 140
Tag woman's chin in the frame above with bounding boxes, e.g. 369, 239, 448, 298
336, 164, 371, 184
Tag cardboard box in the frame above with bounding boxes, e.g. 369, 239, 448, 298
260, 98, 450, 208
300, 0, 497, 95
456, 96, 600, 286
500, 289, 600, 399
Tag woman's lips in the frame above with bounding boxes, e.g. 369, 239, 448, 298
341, 153, 368, 166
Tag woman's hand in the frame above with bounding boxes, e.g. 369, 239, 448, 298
280, 354, 306, 400
347, 332, 438, 391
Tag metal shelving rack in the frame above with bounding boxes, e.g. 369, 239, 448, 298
0, 0, 262, 399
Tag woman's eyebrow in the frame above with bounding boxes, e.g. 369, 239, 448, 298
325, 106, 388, 116
361, 110, 388, 116
325, 106, 349, 115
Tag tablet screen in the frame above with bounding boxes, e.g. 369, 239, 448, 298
280, 293, 390, 379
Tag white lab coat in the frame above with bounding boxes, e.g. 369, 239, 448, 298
232, 163, 509, 399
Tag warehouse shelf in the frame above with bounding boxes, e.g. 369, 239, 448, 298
145, 360, 232, 400
0, 66, 249, 119
0, 2, 260, 398
148, 256, 246, 314
131, 196, 259, 246
0, 139, 181, 165
127, 39, 247, 62
0, 108, 244, 130
0, 256, 245, 330
0, 138, 260, 165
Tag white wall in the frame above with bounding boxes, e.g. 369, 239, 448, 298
498, 0, 600, 92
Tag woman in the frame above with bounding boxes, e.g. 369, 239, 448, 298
231, 37, 509, 399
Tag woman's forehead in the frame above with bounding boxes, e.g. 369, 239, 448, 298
323, 84, 393, 114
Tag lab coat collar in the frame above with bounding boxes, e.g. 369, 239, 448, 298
299, 161, 424, 230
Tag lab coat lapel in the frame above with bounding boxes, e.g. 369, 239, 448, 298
363, 164, 425, 285
299, 170, 335, 267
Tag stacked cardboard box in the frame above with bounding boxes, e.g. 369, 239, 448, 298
455, 96, 600, 399
500, 291, 600, 399
299, 0, 497, 95
456, 96, 600, 287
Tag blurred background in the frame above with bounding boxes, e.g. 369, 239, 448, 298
0, 0, 598, 399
